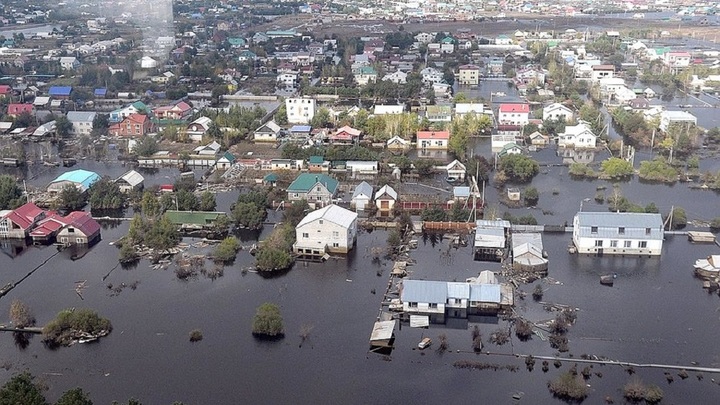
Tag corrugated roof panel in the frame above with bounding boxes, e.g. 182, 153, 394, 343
401, 280, 448, 304
470, 284, 501, 303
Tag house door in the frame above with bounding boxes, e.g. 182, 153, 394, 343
381, 201, 389, 209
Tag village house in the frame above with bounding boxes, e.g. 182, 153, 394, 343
374, 184, 398, 217
351, 181, 373, 212
498, 103, 530, 128
386, 135, 410, 151
455, 103, 492, 120
108, 113, 152, 137
425, 105, 452, 123
154, 101, 193, 120
498, 143, 524, 157
115, 170, 144, 193
572, 211, 664, 256
528, 131, 550, 147
307, 156, 330, 173
66, 111, 96, 137
416, 130, 450, 150
445, 159, 466, 181
186, 116, 213, 142
287, 173, 339, 208
0, 85, 12, 98
474, 219, 511, 261
664, 51, 691, 68
458, 64, 481, 85
293, 204, 358, 257
558, 122, 597, 148
56, 211, 101, 245
7, 103, 34, 117
253, 120, 282, 143
354, 66, 378, 86
193, 141, 222, 156
48, 86, 72, 100
285, 97, 316, 124
382, 70, 408, 84
216, 151, 236, 170
59, 56, 79, 70
0, 202, 46, 239
328, 126, 361, 145
29, 213, 69, 244
542, 103, 574, 122
591, 65, 615, 82
109, 101, 147, 123
495, 34, 512, 45
659, 110, 697, 132
47, 169, 101, 195
512, 233, 548, 273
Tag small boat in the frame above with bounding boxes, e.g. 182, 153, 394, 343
418, 337, 432, 350
600, 274, 617, 286
694, 255, 720, 279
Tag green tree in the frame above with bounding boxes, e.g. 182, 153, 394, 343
91, 114, 109, 137
232, 202, 265, 229
669, 206, 687, 229
56, 388, 93, 405
600, 157, 634, 179
0, 174, 24, 209
256, 246, 293, 271
251, 303, 284, 337
59, 184, 86, 211
449, 204, 470, 222
274, 104, 288, 125
0, 372, 47, 405
133, 136, 159, 157
523, 187, 539, 206
310, 107, 331, 128
55, 115, 73, 138
212, 236, 240, 263
127, 214, 146, 244
421, 206, 448, 222
88, 178, 125, 210
199, 191, 216, 211
283, 200, 310, 227
499, 155, 540, 182
141, 191, 160, 217
175, 190, 199, 211
145, 216, 180, 251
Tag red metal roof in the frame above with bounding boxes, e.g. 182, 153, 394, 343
417, 131, 450, 140
7, 103, 33, 115
499, 104, 529, 113
63, 211, 100, 237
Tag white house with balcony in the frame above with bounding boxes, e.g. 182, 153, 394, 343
572, 211, 664, 256
293, 204, 358, 257
659, 110, 697, 132
285, 97, 316, 124
542, 103, 574, 122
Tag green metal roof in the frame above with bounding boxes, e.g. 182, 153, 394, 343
308, 155, 325, 164
219, 151, 236, 163
164, 211, 227, 226
287, 173, 338, 193
264, 173, 278, 182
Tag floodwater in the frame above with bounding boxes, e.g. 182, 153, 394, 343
1, 155, 720, 404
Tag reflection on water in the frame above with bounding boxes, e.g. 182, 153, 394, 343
558, 147, 596, 164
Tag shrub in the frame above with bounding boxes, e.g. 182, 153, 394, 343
9, 300, 35, 328
436, 333, 449, 354
623, 378, 646, 402
532, 284, 543, 301
252, 303, 284, 338
119, 243, 138, 263
644, 384, 664, 403
548, 371, 588, 401
43, 308, 112, 346
549, 334, 569, 352
489, 328, 510, 345
189, 329, 203, 342
256, 247, 293, 272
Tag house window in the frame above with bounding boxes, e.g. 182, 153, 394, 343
409, 302, 418, 308
590, 226, 598, 233
332, 242, 339, 248
302, 233, 309, 238
624, 240, 632, 248
594, 240, 603, 247
68, 228, 75, 233
618, 227, 625, 235
610, 240, 618, 248
319, 220, 323, 225
639, 241, 647, 248
645, 228, 651, 235
332, 231, 339, 238
429, 303, 438, 309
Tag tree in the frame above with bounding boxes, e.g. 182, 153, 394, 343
56, 388, 93, 405
175, 190, 199, 211
55, 115, 73, 138
91, 114, 109, 137
199, 191, 216, 211
256, 246, 293, 271
421, 206, 448, 222
0, 174, 24, 210
309, 107, 331, 128
600, 157, 634, 179
669, 206, 687, 229
232, 202, 265, 229
59, 184, 86, 211
144, 216, 180, 251
212, 237, 240, 263
523, 187, 539, 206
283, 200, 310, 227
133, 136, 159, 157
88, 178, 125, 210
0, 373, 47, 405
252, 303, 284, 337
141, 191, 160, 217
499, 155, 540, 182
274, 104, 288, 125
10, 299, 35, 328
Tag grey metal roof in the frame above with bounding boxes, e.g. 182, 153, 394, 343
470, 284, 501, 303
446, 282, 470, 300
401, 280, 447, 304
512, 232, 543, 249
66, 111, 97, 122
474, 227, 506, 248
296, 204, 357, 229
575, 212, 663, 240
118, 170, 144, 187
352, 181, 373, 200
476, 219, 511, 229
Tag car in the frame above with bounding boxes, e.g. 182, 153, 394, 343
418, 337, 432, 350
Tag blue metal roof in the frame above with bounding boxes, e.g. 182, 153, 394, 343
401, 280, 447, 304
94, 88, 107, 96
48, 86, 72, 96
290, 125, 312, 132
50, 169, 100, 190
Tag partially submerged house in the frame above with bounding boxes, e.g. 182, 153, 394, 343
56, 211, 101, 245
293, 204, 358, 258
116, 170, 144, 193
47, 169, 101, 195
164, 210, 228, 232
374, 185, 398, 217
0, 202, 46, 239
474, 219, 511, 261
572, 211, 664, 256
512, 232, 548, 272
286, 173, 339, 208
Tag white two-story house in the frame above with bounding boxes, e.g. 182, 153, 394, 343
294, 204, 358, 256
572, 211, 664, 256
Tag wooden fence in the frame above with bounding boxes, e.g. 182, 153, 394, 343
422, 221, 476, 231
